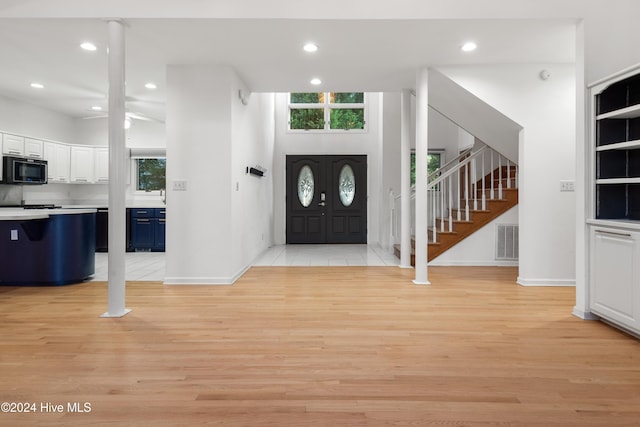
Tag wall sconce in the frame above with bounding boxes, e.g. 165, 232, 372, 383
246, 165, 266, 177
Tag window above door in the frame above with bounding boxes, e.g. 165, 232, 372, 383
288, 92, 367, 132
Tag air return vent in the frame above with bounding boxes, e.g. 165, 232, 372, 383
496, 224, 519, 260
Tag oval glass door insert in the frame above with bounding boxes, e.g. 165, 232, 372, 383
338, 164, 356, 207
297, 165, 315, 208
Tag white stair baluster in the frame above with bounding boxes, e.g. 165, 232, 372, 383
464, 161, 469, 221
490, 153, 495, 200
498, 155, 503, 200
457, 167, 461, 221
482, 150, 486, 210
507, 159, 512, 189
448, 175, 453, 232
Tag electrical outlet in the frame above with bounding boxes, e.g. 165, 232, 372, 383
560, 180, 575, 192
172, 180, 187, 191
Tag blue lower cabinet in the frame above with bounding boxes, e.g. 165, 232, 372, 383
128, 208, 166, 252
154, 218, 166, 251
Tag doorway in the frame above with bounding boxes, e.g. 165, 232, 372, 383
286, 155, 367, 244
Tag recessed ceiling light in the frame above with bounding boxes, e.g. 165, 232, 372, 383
80, 42, 97, 51
310, 78, 322, 86
461, 42, 477, 52
145, 82, 157, 90
30, 82, 44, 89
303, 43, 318, 53
91, 106, 102, 111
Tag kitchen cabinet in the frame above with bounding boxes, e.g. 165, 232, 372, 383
2, 133, 25, 156
590, 227, 640, 333
70, 145, 94, 183
44, 141, 71, 183
129, 208, 165, 252
94, 147, 109, 183
24, 138, 44, 159
2, 134, 43, 159
588, 66, 640, 336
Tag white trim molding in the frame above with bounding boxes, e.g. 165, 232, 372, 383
517, 277, 576, 287
429, 261, 518, 267
572, 307, 600, 320
164, 264, 252, 286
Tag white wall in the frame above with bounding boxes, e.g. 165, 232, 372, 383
0, 94, 75, 143
430, 207, 519, 266
272, 92, 383, 245
439, 64, 576, 285
230, 78, 275, 273
165, 64, 274, 284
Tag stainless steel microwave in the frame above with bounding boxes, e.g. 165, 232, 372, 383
2, 156, 48, 184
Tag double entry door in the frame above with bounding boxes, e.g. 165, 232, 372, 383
286, 155, 367, 244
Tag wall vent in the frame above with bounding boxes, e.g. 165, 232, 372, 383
496, 224, 519, 260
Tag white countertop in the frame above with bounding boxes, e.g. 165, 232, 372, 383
0, 208, 97, 221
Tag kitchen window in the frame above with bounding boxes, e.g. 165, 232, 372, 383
288, 92, 366, 131
135, 158, 166, 192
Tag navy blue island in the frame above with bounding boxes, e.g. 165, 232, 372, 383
0, 208, 96, 286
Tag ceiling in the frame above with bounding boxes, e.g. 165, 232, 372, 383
0, 18, 576, 122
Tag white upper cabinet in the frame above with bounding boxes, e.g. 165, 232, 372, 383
2, 134, 44, 159
2, 133, 25, 156
94, 147, 109, 183
44, 141, 71, 183
70, 145, 95, 183
24, 138, 44, 159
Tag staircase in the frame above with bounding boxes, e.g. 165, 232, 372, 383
392, 144, 518, 265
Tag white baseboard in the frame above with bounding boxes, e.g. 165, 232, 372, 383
572, 307, 600, 320
429, 260, 518, 267
517, 277, 576, 287
164, 262, 253, 285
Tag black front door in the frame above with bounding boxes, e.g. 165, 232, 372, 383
286, 155, 367, 244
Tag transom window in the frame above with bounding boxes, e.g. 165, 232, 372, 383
288, 92, 366, 131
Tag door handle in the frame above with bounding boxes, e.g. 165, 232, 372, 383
318, 201, 326, 207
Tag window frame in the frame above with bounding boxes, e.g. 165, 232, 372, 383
410, 149, 445, 187
131, 157, 167, 195
287, 92, 368, 133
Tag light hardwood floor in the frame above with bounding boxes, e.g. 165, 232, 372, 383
1, 266, 639, 426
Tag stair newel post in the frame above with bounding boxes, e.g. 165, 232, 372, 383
498, 154, 503, 200
481, 150, 486, 210
490, 152, 495, 200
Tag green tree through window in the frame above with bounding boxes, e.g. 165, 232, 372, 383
137, 158, 166, 191
410, 152, 442, 186
289, 92, 365, 131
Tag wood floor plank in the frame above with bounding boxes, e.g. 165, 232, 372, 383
1, 266, 639, 426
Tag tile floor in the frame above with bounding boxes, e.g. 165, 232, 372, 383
92, 244, 399, 282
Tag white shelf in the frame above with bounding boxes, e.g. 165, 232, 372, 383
596, 104, 640, 120
596, 139, 640, 151
596, 177, 640, 184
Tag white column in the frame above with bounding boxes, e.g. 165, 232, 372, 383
414, 68, 430, 285
573, 20, 596, 319
400, 89, 413, 269
102, 19, 131, 318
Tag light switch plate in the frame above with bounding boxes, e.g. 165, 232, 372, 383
172, 180, 187, 191
560, 180, 575, 192
10, 229, 18, 240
